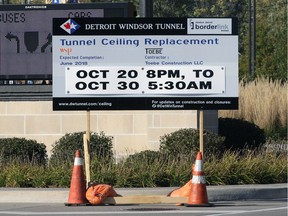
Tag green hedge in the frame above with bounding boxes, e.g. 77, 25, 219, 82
159, 128, 225, 158
219, 118, 266, 151
0, 125, 285, 187
0, 148, 286, 187
49, 131, 113, 166
0, 138, 47, 165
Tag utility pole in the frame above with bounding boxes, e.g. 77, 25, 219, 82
248, 0, 252, 78
248, 0, 256, 79
252, 0, 256, 76
139, 0, 153, 17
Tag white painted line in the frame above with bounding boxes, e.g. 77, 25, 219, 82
205, 207, 288, 216
0, 207, 286, 215
0, 210, 244, 215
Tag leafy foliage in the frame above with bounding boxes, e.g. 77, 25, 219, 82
205, 150, 287, 185
0, 138, 47, 166
159, 128, 226, 158
0, 148, 286, 187
218, 118, 266, 150
124, 150, 167, 165
5, 0, 287, 81
119, 150, 189, 187
49, 131, 113, 165
254, 0, 287, 80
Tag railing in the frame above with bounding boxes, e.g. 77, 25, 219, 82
0, 85, 52, 100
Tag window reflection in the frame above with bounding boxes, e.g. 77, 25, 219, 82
0, 80, 52, 85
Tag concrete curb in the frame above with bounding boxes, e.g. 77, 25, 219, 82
0, 184, 287, 204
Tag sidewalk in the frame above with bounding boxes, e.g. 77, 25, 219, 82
0, 184, 287, 204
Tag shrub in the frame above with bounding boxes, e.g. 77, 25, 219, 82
48, 164, 72, 187
0, 148, 286, 187
124, 150, 167, 165
0, 138, 47, 165
90, 157, 117, 186
219, 78, 287, 140
117, 150, 176, 187
205, 149, 287, 185
49, 131, 113, 165
159, 128, 225, 158
218, 118, 266, 151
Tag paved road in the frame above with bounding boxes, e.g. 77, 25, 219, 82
0, 184, 287, 203
0, 199, 286, 216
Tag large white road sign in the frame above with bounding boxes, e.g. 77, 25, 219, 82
53, 17, 238, 110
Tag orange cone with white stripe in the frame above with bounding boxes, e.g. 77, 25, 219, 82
65, 150, 89, 206
185, 152, 212, 207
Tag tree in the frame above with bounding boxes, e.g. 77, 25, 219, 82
255, 0, 287, 81
153, 0, 287, 81
7, 0, 286, 81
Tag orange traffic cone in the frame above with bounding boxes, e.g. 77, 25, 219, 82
65, 150, 90, 206
185, 152, 213, 207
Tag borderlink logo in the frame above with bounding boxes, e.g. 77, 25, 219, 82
187, 18, 232, 35
190, 22, 228, 31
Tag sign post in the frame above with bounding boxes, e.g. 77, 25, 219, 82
199, 110, 204, 156
83, 110, 91, 186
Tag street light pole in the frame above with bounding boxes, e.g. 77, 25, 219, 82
248, 0, 252, 78
248, 0, 256, 79
252, 0, 256, 75
139, 0, 153, 17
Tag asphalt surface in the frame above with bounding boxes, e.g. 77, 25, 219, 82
0, 184, 287, 204
0, 200, 287, 216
